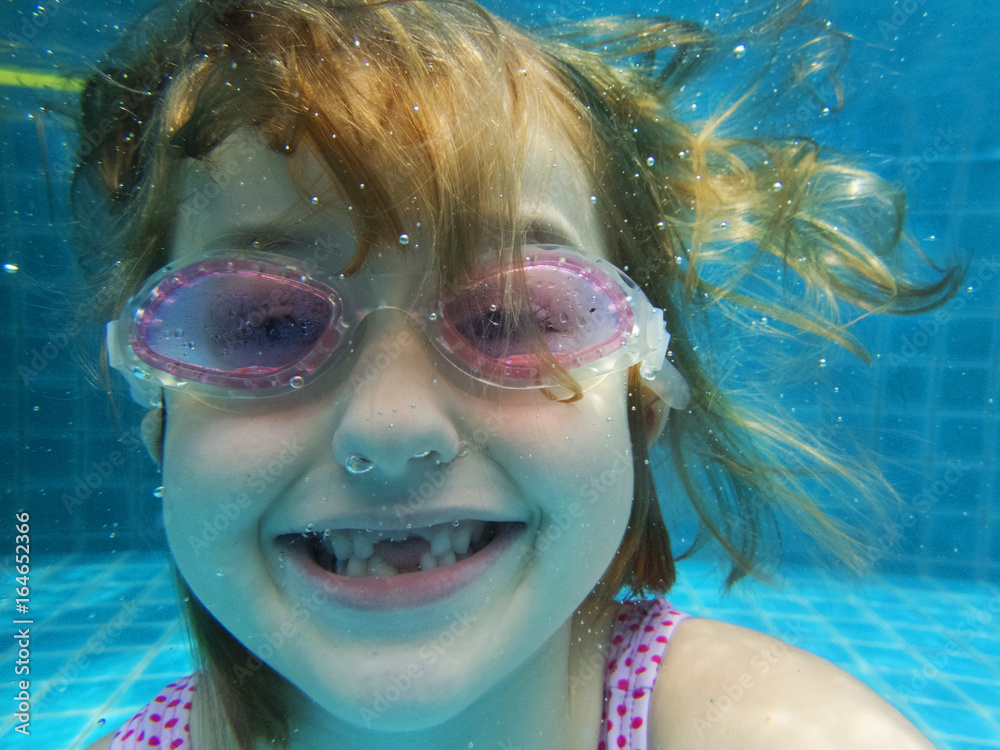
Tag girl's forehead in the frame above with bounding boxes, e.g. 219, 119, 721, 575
171, 125, 604, 265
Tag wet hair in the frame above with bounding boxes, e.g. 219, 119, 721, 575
73, 0, 960, 745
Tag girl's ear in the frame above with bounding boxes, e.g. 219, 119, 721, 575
140, 407, 165, 467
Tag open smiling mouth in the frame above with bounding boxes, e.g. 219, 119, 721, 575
284, 520, 511, 578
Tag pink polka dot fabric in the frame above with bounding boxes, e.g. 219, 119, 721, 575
108, 599, 685, 750
599, 598, 689, 750
109, 675, 195, 750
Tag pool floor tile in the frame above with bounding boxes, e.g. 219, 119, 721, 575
2, 555, 995, 749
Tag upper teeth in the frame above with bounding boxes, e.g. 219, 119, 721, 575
318, 519, 486, 561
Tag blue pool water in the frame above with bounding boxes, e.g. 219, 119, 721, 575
0, 555, 997, 748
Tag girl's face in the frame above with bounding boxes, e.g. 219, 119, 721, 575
160, 129, 638, 729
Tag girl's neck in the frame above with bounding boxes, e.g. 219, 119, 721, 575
283, 601, 615, 750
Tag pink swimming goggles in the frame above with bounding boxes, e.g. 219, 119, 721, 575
107, 245, 688, 407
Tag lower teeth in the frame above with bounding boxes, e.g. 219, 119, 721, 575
308, 524, 498, 577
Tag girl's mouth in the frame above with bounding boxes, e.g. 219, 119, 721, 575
279, 521, 523, 611
289, 520, 502, 577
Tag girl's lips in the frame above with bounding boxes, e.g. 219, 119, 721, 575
281, 521, 524, 611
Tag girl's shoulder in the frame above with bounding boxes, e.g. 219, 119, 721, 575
650, 618, 936, 750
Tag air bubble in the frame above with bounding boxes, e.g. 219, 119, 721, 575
818, 358, 828, 368
289, 375, 305, 389
590, 195, 598, 204
733, 43, 746, 58
152, 486, 164, 499
428, 312, 438, 321
310, 196, 319, 205
646, 156, 656, 167
398, 233, 410, 245
772, 181, 783, 191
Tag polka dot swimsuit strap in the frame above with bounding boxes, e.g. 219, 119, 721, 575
600, 599, 689, 750
109, 674, 196, 750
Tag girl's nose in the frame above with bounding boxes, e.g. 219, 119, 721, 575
330, 318, 464, 478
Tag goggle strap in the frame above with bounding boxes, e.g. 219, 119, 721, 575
107, 321, 165, 408
637, 322, 690, 410
642, 356, 691, 411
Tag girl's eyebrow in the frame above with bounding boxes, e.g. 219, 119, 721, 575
203, 228, 353, 260
523, 220, 576, 247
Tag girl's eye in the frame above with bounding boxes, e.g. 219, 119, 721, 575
443, 285, 595, 359
146, 275, 335, 373
441, 262, 628, 364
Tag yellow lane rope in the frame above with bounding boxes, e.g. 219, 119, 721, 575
0, 67, 85, 92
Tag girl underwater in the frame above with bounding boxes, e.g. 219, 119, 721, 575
73, 0, 959, 748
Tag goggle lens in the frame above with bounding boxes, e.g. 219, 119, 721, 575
440, 255, 632, 380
